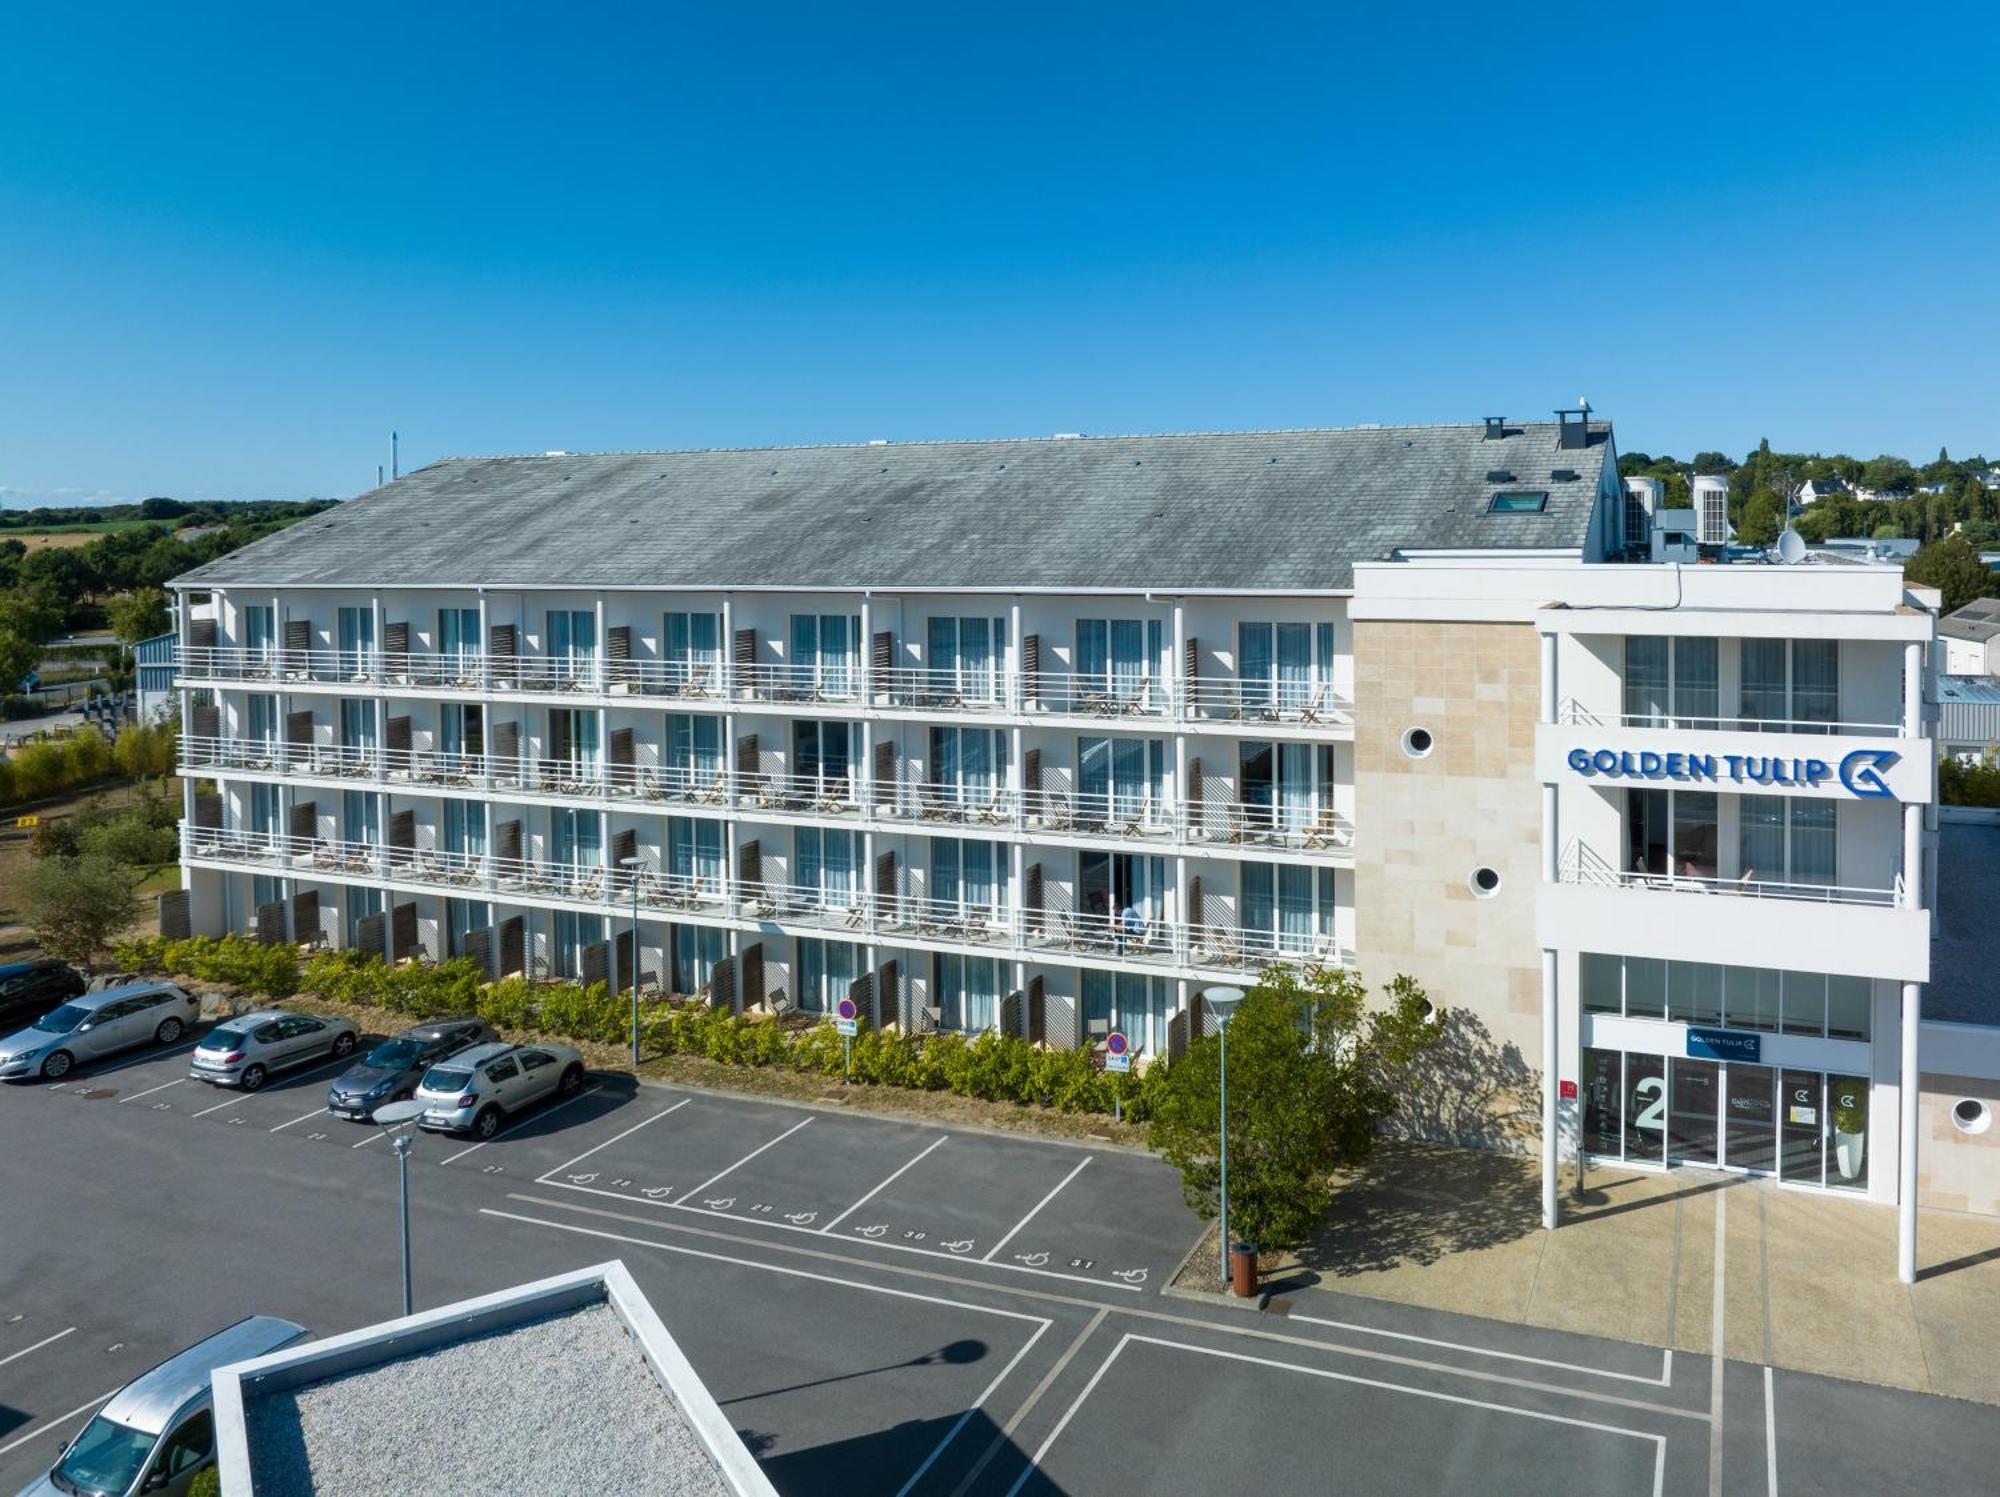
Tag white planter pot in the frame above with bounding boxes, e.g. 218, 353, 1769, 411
1834, 1128, 1866, 1181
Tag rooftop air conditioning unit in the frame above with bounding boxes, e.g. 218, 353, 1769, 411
1693, 476, 1731, 548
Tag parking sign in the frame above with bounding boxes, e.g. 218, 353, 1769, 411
1105, 1030, 1131, 1073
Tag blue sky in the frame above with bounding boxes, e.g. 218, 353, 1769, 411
3, 3, 1996, 506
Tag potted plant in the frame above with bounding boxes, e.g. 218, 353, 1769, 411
1832, 1086, 1867, 1181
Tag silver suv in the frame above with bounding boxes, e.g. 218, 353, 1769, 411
0, 982, 200, 1082
188, 1009, 358, 1091
414, 1041, 585, 1138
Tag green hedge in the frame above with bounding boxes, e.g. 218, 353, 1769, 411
110, 936, 1159, 1119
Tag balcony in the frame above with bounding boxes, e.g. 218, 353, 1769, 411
1542, 841, 1929, 981
175, 647, 1354, 732
180, 824, 1348, 981
176, 736, 1356, 860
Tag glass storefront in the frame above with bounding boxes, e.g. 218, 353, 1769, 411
1582, 952, 1871, 1041
1584, 1047, 1868, 1191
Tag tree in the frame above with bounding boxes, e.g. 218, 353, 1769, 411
139, 496, 191, 520
1905, 533, 1997, 612
22, 855, 140, 966
105, 587, 169, 649
1737, 491, 1784, 547
0, 587, 62, 691
1145, 966, 1439, 1253
1861, 454, 1916, 496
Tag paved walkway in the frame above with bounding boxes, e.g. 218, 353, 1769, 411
1267, 1142, 2000, 1404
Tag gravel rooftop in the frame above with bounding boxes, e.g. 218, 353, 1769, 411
241, 1303, 728, 1496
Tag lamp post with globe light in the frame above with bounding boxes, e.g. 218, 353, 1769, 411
1201, 985, 1247, 1282
370, 1098, 428, 1316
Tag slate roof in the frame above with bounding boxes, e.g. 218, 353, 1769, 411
1941, 598, 2000, 644
174, 420, 1612, 594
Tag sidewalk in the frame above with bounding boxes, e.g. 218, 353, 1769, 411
1267, 1141, 2000, 1404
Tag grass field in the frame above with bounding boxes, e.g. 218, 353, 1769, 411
1, 519, 160, 550
0, 775, 182, 958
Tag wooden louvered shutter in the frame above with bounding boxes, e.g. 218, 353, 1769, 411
292, 888, 320, 943
739, 839, 763, 895
385, 715, 412, 755
581, 940, 610, 988
710, 955, 736, 1011
1191, 987, 1208, 1040
356, 912, 387, 959
609, 727, 634, 769
874, 849, 897, 919
550, 711, 572, 764
499, 916, 525, 976
190, 700, 220, 741
289, 800, 317, 841
462, 926, 494, 980
1186, 756, 1203, 838
1027, 973, 1046, 1045
283, 619, 311, 676
1000, 989, 1023, 1038
614, 928, 636, 992
190, 617, 217, 649
495, 818, 523, 864
192, 792, 222, 829
611, 828, 637, 890
1022, 634, 1040, 707
606, 624, 632, 686
285, 709, 314, 747
740, 941, 765, 1009
879, 959, 902, 1029
489, 622, 517, 686
847, 972, 874, 1031
1184, 635, 1198, 691
388, 810, 415, 863
462, 706, 483, 757
159, 889, 192, 940
1168, 1006, 1190, 1064
390, 901, 418, 961
492, 720, 521, 771
256, 901, 288, 946
735, 732, 758, 779
733, 628, 756, 691
872, 739, 897, 810
384, 621, 410, 658
1187, 874, 1204, 929
872, 630, 893, 676
1023, 748, 1041, 793
1025, 863, 1043, 932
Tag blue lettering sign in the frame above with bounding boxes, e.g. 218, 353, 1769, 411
1686, 1027, 1760, 1063
1565, 741, 1892, 798
1838, 748, 1900, 799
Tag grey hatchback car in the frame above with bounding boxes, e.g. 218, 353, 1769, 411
325, 1017, 494, 1121
188, 1009, 358, 1091
414, 1040, 586, 1138
0, 982, 200, 1082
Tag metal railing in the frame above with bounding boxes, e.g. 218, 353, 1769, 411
180, 823, 1352, 973
175, 646, 1357, 727
1557, 839, 1899, 907
1555, 702, 1905, 736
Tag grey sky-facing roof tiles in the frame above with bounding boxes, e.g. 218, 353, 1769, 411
175, 420, 1612, 593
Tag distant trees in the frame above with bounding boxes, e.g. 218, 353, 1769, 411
1905, 534, 1997, 612
105, 587, 170, 648
1737, 492, 1784, 546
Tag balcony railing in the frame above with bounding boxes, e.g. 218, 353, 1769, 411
177, 737, 1356, 856
181, 824, 1348, 976
1557, 839, 1900, 907
1555, 703, 1905, 736
175, 647, 1355, 727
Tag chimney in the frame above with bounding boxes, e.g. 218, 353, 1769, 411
1555, 408, 1591, 451
1483, 416, 1507, 441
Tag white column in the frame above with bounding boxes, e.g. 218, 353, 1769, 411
594, 593, 607, 691
1170, 597, 1186, 719
1539, 629, 1558, 724
1899, 980, 1921, 1284
1541, 947, 1559, 1231
1009, 597, 1023, 711
859, 595, 873, 704
1902, 640, 1923, 736
1903, 802, 1922, 910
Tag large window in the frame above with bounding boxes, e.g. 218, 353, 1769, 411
545, 609, 597, 677
1622, 636, 1718, 727
548, 708, 601, 769
926, 616, 1007, 703
665, 714, 723, 788
796, 938, 862, 1015
789, 613, 859, 697
672, 924, 726, 996
342, 789, 380, 845
1579, 952, 1870, 1040
1078, 735, 1166, 830
338, 698, 375, 750
929, 838, 1005, 925
663, 611, 722, 693
795, 827, 860, 909
1079, 851, 1167, 945
1080, 970, 1173, 1056
1739, 639, 1840, 731
345, 886, 384, 948
668, 818, 723, 892
793, 720, 854, 796
1239, 740, 1332, 836
245, 693, 278, 747
336, 606, 374, 678
243, 604, 275, 663
1238, 621, 1337, 715
932, 952, 1002, 1033
1739, 795, 1837, 889
550, 807, 601, 871
1077, 618, 1165, 711
552, 910, 603, 979
1238, 863, 1338, 960
929, 726, 1004, 811
438, 607, 480, 665
249, 783, 282, 839
1626, 787, 1717, 880
442, 799, 484, 858
438, 703, 482, 771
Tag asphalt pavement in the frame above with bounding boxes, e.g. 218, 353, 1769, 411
2, 1031, 1997, 1495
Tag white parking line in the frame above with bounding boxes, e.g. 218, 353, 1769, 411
1004, 1334, 1669, 1497
819, 1136, 949, 1234
351, 1128, 389, 1149
671, 1116, 813, 1204
0, 1326, 75, 1369
0, 1391, 116, 1457
190, 1054, 356, 1117
982, 1157, 1091, 1262
1287, 1312, 1674, 1387
81, 1041, 202, 1078
116, 1077, 185, 1104
1764, 1366, 1778, 1496
270, 1106, 331, 1134
191, 1091, 250, 1118
534, 1098, 691, 1182
437, 1084, 605, 1166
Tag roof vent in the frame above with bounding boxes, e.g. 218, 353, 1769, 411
1551, 468, 1579, 482
1486, 469, 1514, 483
1052, 432, 1083, 440
867, 439, 889, 446
543, 450, 569, 457
1555, 407, 1590, 451
1483, 416, 1507, 440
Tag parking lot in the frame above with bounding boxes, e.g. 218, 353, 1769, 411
5, 1023, 2000, 1494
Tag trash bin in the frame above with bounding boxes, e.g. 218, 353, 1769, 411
1229, 1240, 1258, 1298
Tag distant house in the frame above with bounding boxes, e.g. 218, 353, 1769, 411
1814, 536, 1920, 565
174, 523, 225, 542
1797, 477, 1851, 505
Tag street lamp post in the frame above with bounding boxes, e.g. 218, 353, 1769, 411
371, 1098, 428, 1317
619, 854, 646, 1069
1201, 985, 1246, 1283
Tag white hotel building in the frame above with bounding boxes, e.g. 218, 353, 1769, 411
168, 413, 1996, 1279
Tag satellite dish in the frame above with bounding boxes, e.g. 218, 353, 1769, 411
1776, 528, 1808, 565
